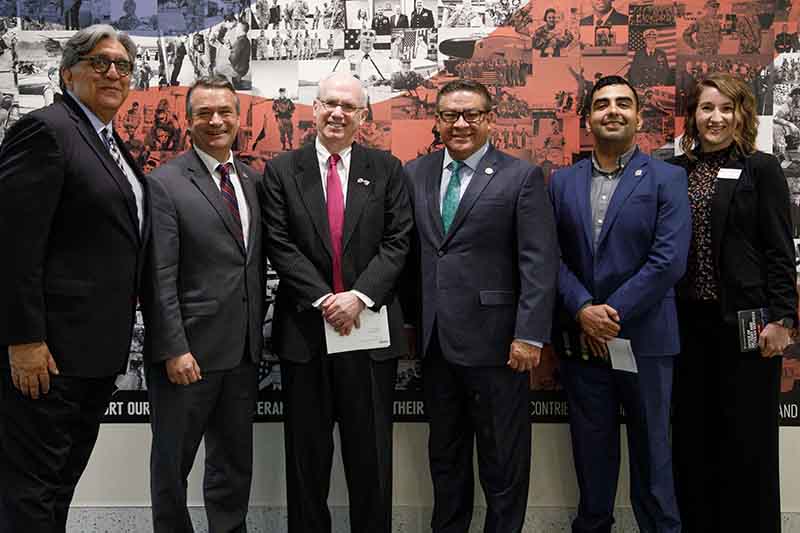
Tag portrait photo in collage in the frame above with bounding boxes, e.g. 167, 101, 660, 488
6, 0, 800, 416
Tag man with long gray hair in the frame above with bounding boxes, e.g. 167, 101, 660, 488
0, 24, 149, 531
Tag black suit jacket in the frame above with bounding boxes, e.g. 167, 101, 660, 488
410, 8, 435, 28
668, 150, 797, 325
0, 93, 150, 377
404, 145, 558, 366
259, 141, 413, 363
142, 149, 264, 371
392, 13, 409, 28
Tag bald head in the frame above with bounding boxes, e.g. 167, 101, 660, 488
318, 72, 367, 108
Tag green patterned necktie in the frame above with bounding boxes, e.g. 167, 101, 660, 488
441, 160, 464, 233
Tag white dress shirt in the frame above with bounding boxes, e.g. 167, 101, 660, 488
313, 138, 374, 308
194, 146, 251, 250
68, 90, 144, 234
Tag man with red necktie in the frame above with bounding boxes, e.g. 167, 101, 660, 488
259, 71, 413, 533
142, 76, 264, 532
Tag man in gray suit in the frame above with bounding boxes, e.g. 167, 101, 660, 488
404, 79, 558, 533
142, 76, 264, 533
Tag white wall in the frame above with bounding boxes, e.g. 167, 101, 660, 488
72, 423, 800, 511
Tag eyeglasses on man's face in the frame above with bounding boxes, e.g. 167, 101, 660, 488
79, 55, 133, 77
316, 99, 364, 114
436, 109, 490, 124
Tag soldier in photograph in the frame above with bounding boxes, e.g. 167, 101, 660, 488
273, 87, 295, 150
682, 0, 722, 56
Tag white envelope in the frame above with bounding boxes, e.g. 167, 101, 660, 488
325, 305, 391, 355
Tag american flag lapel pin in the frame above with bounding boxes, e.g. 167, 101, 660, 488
357, 178, 371, 186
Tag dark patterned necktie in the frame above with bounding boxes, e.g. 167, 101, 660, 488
102, 127, 128, 176
217, 162, 243, 238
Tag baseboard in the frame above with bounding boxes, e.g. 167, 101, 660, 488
66, 506, 800, 532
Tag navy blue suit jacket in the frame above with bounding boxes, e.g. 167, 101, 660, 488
549, 150, 690, 357
405, 145, 558, 366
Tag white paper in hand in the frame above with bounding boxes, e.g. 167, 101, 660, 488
607, 338, 638, 373
325, 305, 391, 355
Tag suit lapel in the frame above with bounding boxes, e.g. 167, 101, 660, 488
424, 149, 446, 241
574, 159, 594, 255
63, 95, 140, 245
294, 142, 333, 260
711, 156, 745, 270
186, 150, 246, 253
342, 143, 372, 254
441, 146, 499, 246
596, 151, 648, 249
234, 157, 259, 260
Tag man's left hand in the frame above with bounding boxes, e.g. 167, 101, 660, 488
759, 322, 793, 358
508, 340, 541, 372
322, 291, 366, 335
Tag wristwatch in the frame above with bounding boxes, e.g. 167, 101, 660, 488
778, 317, 796, 329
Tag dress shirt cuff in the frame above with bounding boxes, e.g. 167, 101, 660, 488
312, 293, 333, 308
515, 338, 543, 349
351, 290, 375, 308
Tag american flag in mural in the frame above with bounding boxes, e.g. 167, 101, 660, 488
628, 26, 677, 66
400, 30, 417, 59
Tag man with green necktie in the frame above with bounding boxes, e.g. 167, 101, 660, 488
403, 79, 559, 533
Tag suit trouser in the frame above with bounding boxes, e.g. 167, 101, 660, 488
147, 359, 257, 533
673, 301, 781, 533
423, 333, 531, 533
560, 356, 680, 533
281, 353, 397, 533
0, 369, 115, 533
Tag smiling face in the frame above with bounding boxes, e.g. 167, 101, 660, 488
586, 83, 641, 147
61, 37, 131, 123
544, 10, 556, 28
436, 89, 494, 161
187, 86, 240, 162
314, 74, 366, 153
695, 85, 735, 153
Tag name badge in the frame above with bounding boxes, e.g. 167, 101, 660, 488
717, 168, 742, 180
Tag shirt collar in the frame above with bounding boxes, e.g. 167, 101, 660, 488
66, 89, 113, 134
443, 141, 490, 172
591, 144, 638, 176
315, 136, 353, 165
194, 145, 235, 176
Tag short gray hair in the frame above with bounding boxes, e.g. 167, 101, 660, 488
59, 24, 137, 91
185, 75, 240, 118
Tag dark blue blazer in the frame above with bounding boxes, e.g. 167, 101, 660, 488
405, 145, 559, 366
549, 151, 691, 357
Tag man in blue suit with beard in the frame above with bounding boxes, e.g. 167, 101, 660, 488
549, 75, 689, 533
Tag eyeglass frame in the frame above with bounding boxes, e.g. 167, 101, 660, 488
315, 98, 365, 115
436, 108, 492, 124
78, 55, 134, 77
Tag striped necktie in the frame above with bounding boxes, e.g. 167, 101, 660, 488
217, 162, 243, 239
102, 127, 128, 176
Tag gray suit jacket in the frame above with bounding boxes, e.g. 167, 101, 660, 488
404, 145, 558, 366
143, 149, 265, 371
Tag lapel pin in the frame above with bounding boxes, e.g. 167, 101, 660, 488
485, 168, 494, 175
635, 169, 642, 176
357, 178, 371, 186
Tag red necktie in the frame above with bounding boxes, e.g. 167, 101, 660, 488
217, 162, 243, 239
326, 154, 345, 293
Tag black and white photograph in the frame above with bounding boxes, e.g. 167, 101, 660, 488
158, 0, 207, 35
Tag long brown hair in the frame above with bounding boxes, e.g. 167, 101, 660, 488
679, 72, 758, 159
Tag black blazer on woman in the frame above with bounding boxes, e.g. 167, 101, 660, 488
668, 150, 797, 325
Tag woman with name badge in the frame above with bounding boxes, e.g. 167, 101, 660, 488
668, 72, 797, 533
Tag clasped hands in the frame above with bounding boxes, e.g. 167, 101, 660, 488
578, 304, 620, 359
322, 291, 365, 336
